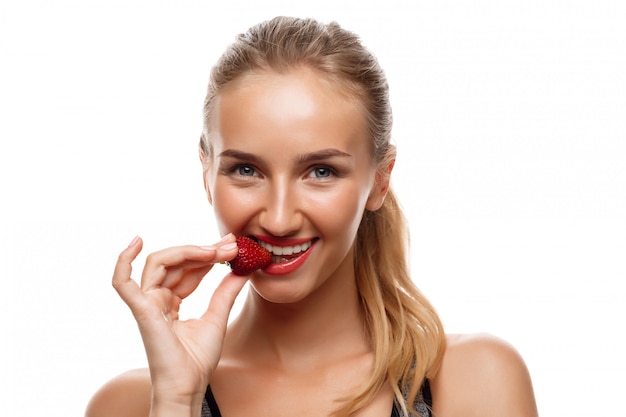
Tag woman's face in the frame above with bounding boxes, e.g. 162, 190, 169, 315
203, 68, 389, 303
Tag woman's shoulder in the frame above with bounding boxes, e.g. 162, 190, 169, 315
85, 368, 152, 417
429, 333, 538, 417
439, 333, 532, 377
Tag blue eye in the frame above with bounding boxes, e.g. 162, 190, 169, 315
237, 165, 256, 176
315, 167, 331, 178
311, 166, 333, 178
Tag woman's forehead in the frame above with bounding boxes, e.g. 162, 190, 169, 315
222, 66, 365, 106
217, 69, 365, 132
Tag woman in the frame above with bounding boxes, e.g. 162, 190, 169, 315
86, 16, 538, 417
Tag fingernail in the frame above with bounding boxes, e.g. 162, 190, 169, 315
128, 235, 140, 247
221, 242, 237, 251
218, 233, 234, 243
200, 245, 216, 251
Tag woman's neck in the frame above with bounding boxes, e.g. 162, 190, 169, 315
224, 270, 370, 371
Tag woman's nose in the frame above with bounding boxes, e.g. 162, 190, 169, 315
258, 180, 303, 237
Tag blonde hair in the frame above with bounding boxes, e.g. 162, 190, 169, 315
199, 16, 445, 416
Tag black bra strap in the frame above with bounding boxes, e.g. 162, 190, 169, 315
422, 379, 433, 408
204, 386, 222, 417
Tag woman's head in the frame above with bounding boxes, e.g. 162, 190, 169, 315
200, 16, 394, 172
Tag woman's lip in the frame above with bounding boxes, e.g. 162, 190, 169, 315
254, 235, 316, 246
262, 240, 316, 275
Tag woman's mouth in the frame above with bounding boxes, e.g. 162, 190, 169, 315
257, 239, 314, 263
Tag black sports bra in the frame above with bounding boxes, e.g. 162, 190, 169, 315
201, 380, 432, 417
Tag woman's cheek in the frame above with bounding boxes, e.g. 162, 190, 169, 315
212, 184, 256, 235
307, 187, 366, 234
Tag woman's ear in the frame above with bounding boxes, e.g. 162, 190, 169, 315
366, 147, 396, 211
199, 148, 213, 205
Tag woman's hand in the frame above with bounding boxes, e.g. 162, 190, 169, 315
111, 233, 246, 415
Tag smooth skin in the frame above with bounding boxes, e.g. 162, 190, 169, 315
86, 68, 538, 417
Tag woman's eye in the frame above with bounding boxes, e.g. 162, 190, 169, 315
310, 166, 334, 179
237, 165, 256, 176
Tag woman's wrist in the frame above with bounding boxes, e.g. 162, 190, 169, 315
149, 393, 204, 417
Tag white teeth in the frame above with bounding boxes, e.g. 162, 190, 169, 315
259, 240, 312, 256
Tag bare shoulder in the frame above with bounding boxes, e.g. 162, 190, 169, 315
430, 333, 538, 417
85, 368, 152, 417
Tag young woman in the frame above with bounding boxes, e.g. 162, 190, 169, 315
86, 16, 538, 417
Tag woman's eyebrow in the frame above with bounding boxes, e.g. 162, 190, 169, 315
295, 149, 353, 164
217, 149, 263, 163
218, 148, 352, 164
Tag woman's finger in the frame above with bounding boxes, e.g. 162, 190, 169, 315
159, 257, 216, 290
140, 240, 238, 291
200, 272, 249, 327
112, 236, 145, 308
168, 264, 215, 299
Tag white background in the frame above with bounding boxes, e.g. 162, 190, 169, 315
1, 1, 624, 416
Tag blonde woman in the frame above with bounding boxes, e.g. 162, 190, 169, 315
86, 16, 538, 417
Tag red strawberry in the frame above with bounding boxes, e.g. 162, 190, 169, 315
228, 236, 272, 275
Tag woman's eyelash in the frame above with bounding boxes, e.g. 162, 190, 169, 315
219, 163, 258, 177
308, 165, 341, 179
235, 165, 256, 176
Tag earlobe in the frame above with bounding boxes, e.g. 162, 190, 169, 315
365, 173, 389, 211
199, 149, 213, 205
204, 177, 213, 205
365, 149, 395, 211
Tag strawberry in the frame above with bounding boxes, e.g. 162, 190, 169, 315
228, 236, 272, 275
